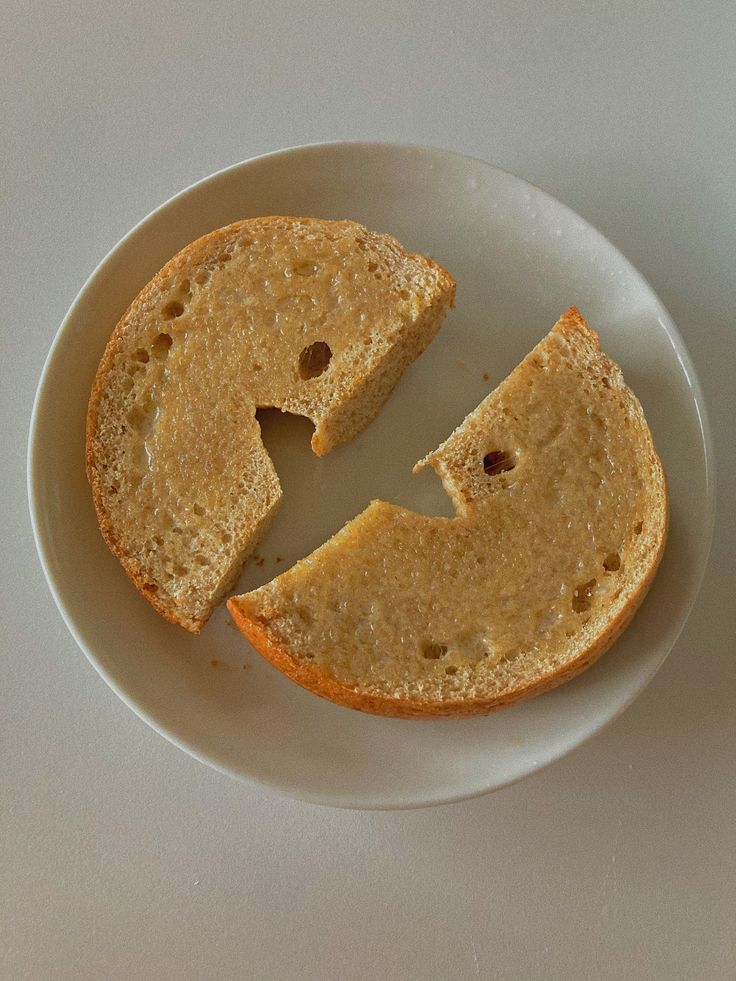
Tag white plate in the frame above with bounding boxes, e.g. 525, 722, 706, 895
28, 143, 714, 809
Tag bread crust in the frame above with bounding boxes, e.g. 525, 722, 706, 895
228, 307, 669, 717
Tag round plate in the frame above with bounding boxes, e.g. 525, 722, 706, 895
28, 143, 714, 809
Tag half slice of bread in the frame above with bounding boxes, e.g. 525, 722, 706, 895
228, 308, 668, 718
87, 217, 455, 632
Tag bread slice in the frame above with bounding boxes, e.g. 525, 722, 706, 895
87, 217, 455, 632
228, 308, 668, 718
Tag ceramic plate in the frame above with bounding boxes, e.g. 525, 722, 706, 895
28, 143, 714, 808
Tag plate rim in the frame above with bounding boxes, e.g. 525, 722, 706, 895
27, 140, 717, 809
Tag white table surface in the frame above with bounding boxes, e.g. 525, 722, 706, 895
3, 3, 735, 979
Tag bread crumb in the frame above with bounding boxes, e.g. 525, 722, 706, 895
276, 556, 282, 564
211, 659, 219, 668
242, 664, 249, 671
483, 372, 490, 381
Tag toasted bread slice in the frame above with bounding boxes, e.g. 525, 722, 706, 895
87, 217, 455, 632
228, 308, 668, 718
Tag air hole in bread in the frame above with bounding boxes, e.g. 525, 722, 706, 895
483, 450, 515, 477
252, 362, 263, 372
162, 300, 185, 320
173, 562, 188, 576
194, 555, 209, 566
151, 332, 173, 359
423, 642, 448, 660
572, 579, 597, 613
133, 348, 150, 364
192, 503, 205, 516
218, 251, 232, 264
603, 552, 621, 572
221, 532, 232, 544
142, 583, 158, 593
126, 402, 152, 433
299, 341, 332, 380
634, 520, 643, 535
293, 261, 320, 276
194, 271, 209, 286
445, 666, 458, 675
602, 376, 611, 388
153, 535, 164, 546
179, 279, 191, 296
